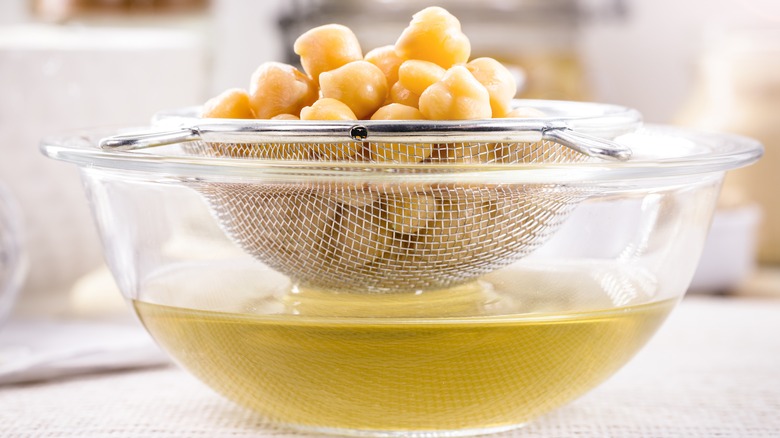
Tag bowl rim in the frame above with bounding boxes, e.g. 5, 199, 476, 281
41, 119, 763, 185
92, 100, 640, 162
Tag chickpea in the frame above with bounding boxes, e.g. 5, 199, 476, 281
395, 6, 471, 69
466, 58, 517, 117
300, 98, 357, 121
320, 61, 388, 120
365, 45, 404, 86
370, 103, 424, 121
503, 106, 547, 118
398, 60, 446, 96
369, 104, 429, 163
386, 81, 420, 107
271, 114, 300, 120
385, 194, 438, 235
300, 99, 362, 159
418, 66, 492, 120
201, 88, 255, 119
294, 24, 362, 85
248, 62, 318, 119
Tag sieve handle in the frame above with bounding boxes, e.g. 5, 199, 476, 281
99, 128, 200, 151
543, 127, 632, 161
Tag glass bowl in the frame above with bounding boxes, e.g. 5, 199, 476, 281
41, 106, 761, 437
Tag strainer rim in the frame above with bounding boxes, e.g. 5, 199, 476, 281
151, 99, 642, 142
40, 125, 763, 185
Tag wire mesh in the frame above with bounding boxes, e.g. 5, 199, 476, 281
184, 139, 590, 164
191, 139, 593, 292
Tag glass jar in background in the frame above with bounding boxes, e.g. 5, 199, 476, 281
0, 183, 26, 326
279, 0, 626, 101
677, 28, 780, 265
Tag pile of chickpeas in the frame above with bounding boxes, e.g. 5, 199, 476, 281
202, 6, 540, 125
196, 8, 569, 286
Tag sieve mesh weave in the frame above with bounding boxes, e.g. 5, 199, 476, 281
190, 139, 593, 292
183, 139, 590, 164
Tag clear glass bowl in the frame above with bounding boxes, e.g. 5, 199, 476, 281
41, 114, 761, 437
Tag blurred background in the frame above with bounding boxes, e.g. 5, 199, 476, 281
0, 0, 778, 322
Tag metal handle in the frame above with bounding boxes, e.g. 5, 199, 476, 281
99, 128, 200, 151
543, 127, 632, 161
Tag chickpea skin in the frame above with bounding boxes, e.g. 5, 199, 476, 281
370, 103, 424, 121
271, 114, 300, 120
201, 88, 255, 119
365, 45, 404, 86
320, 61, 388, 120
387, 81, 420, 107
294, 24, 362, 85
395, 6, 471, 68
398, 60, 446, 96
418, 66, 492, 120
249, 62, 318, 119
466, 58, 517, 117
300, 98, 357, 121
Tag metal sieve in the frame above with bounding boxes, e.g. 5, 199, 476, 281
100, 100, 640, 292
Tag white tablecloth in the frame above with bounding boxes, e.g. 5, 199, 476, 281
1, 296, 779, 437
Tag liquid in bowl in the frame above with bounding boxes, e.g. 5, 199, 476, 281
134, 263, 675, 436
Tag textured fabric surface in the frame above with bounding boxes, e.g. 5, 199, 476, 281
1, 296, 779, 437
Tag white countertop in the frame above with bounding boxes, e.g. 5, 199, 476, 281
1, 295, 779, 437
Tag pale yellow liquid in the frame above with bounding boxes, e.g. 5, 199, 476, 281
134, 293, 675, 435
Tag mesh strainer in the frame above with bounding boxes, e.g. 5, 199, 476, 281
100, 100, 640, 292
